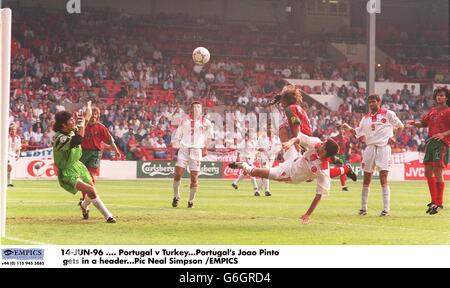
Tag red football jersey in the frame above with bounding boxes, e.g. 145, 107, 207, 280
422, 107, 450, 145
82, 123, 113, 150
285, 104, 312, 137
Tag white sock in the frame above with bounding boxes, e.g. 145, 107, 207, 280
173, 180, 181, 199
189, 186, 197, 203
233, 173, 245, 185
81, 196, 91, 210
91, 197, 113, 220
382, 185, 390, 212
7, 172, 11, 185
257, 179, 264, 191
263, 179, 270, 192
362, 185, 370, 210
251, 177, 258, 190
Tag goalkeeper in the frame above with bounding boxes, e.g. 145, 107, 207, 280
52, 102, 116, 223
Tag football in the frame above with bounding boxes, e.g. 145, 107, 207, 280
192, 47, 210, 65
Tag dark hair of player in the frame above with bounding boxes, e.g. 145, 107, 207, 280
53, 111, 72, 133
367, 94, 381, 102
433, 86, 450, 106
280, 84, 302, 106
324, 139, 339, 158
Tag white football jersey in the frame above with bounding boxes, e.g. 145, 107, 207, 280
173, 116, 214, 149
289, 134, 331, 196
355, 109, 403, 146
8, 135, 22, 159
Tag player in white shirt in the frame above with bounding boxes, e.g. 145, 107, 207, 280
231, 134, 260, 196
8, 124, 22, 187
229, 133, 340, 224
171, 102, 214, 208
342, 94, 404, 217
255, 127, 281, 196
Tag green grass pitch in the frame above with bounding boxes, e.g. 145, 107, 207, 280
1, 180, 449, 245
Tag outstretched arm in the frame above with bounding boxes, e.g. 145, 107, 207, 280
301, 194, 322, 224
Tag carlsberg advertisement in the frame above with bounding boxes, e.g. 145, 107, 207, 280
137, 161, 222, 178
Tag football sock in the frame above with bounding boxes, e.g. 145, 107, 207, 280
263, 178, 270, 192
91, 197, 113, 220
251, 177, 258, 190
7, 171, 11, 185
189, 186, 198, 203
173, 180, 181, 199
382, 185, 391, 212
362, 185, 370, 210
340, 174, 347, 187
436, 182, 445, 206
427, 176, 437, 204
81, 196, 91, 209
233, 173, 245, 185
330, 167, 346, 178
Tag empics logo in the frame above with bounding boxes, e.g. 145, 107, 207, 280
66, 0, 81, 14
366, 0, 381, 14
2, 248, 44, 260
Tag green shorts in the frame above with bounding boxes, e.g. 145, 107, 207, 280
424, 139, 449, 168
57, 161, 93, 194
80, 150, 102, 169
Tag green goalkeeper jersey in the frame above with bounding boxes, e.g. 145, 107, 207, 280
53, 131, 82, 170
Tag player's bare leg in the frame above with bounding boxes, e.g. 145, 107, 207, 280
359, 172, 372, 215
76, 180, 115, 223
379, 171, 390, 216
172, 166, 184, 207
188, 171, 199, 208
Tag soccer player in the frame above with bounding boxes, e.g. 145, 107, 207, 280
407, 87, 450, 215
342, 94, 404, 217
231, 133, 260, 196
269, 84, 356, 181
171, 101, 213, 208
255, 126, 281, 196
229, 133, 340, 224
332, 126, 350, 191
7, 124, 22, 187
275, 84, 312, 160
53, 104, 116, 223
81, 106, 122, 184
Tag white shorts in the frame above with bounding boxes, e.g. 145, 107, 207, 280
176, 147, 202, 172
362, 145, 391, 173
269, 159, 296, 182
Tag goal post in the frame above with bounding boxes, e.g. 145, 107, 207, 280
0, 8, 12, 238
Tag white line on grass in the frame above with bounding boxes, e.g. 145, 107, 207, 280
3, 236, 53, 245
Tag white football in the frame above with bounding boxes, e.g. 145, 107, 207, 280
192, 47, 210, 65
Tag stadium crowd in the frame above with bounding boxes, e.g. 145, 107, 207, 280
6, 5, 449, 161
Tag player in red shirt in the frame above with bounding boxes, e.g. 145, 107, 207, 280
332, 126, 351, 191
408, 87, 450, 215
81, 106, 122, 185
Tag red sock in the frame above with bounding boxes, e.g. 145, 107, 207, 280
436, 182, 445, 206
329, 166, 349, 178
340, 174, 347, 186
427, 177, 437, 203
